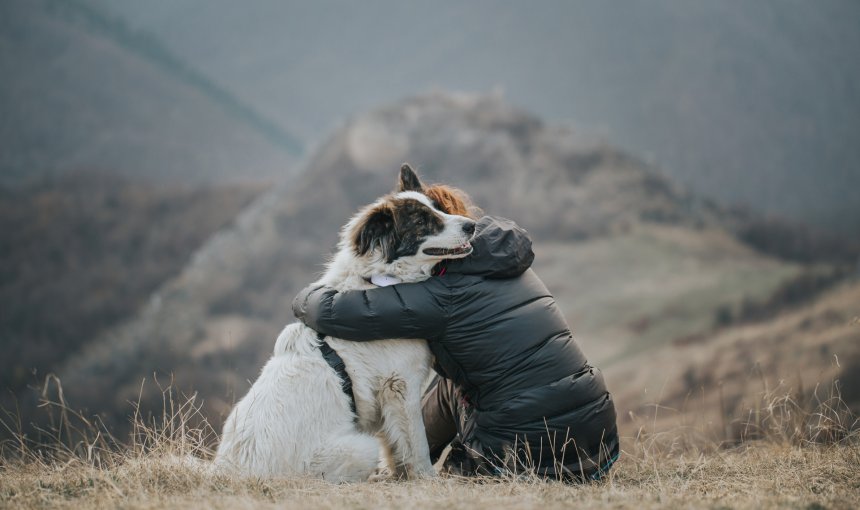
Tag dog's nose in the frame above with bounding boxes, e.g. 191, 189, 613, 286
462, 221, 476, 236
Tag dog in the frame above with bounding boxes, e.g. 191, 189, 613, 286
214, 165, 476, 481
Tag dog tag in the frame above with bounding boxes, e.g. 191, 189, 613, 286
370, 274, 401, 287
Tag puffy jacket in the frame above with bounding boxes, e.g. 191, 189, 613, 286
293, 216, 619, 478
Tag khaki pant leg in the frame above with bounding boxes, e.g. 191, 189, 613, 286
421, 375, 458, 463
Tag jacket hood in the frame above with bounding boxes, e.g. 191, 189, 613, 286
444, 216, 534, 278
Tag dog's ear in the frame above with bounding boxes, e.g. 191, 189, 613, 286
353, 204, 398, 261
398, 163, 424, 193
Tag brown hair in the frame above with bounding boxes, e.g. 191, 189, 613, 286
424, 184, 480, 219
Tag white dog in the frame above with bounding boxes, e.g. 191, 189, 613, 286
214, 165, 476, 481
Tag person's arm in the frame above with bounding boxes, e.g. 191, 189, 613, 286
292, 280, 448, 341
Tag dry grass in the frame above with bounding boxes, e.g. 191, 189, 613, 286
2, 382, 859, 509
1, 444, 858, 510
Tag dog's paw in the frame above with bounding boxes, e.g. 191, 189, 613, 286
368, 466, 393, 483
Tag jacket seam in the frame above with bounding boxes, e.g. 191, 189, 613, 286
439, 280, 453, 341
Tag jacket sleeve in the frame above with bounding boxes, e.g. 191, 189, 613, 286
292, 280, 449, 341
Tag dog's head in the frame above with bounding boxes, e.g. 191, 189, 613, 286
346, 165, 476, 270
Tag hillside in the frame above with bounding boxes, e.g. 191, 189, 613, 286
38, 93, 804, 438
0, 0, 296, 185
612, 277, 860, 440
0, 172, 262, 429
535, 227, 800, 366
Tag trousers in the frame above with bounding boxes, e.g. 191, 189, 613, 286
421, 375, 619, 482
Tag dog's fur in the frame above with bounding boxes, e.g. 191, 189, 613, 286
214, 165, 475, 482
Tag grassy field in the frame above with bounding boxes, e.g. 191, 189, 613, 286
2, 438, 857, 509
2, 386, 858, 510
3, 269, 857, 509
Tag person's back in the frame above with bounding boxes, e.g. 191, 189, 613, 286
435, 264, 618, 479
294, 215, 619, 480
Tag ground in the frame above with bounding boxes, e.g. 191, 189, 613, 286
2, 442, 858, 509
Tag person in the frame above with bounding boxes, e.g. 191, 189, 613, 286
292, 182, 619, 482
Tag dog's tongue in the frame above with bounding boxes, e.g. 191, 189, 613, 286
371, 274, 401, 287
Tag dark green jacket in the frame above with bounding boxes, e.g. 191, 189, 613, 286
293, 216, 618, 478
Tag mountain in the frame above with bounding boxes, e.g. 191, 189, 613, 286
0, 0, 297, 185
613, 277, 860, 440
0, 172, 262, 425
97, 0, 860, 233
41, 93, 809, 436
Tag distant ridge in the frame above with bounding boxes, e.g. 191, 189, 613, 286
0, 0, 297, 183
98, 0, 860, 233
46, 0, 303, 157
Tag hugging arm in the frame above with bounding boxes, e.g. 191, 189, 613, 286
292, 281, 448, 341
